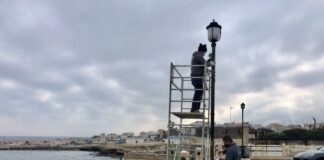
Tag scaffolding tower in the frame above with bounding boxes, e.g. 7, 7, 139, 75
167, 63, 211, 160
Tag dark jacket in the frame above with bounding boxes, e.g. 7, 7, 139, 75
225, 143, 241, 160
191, 51, 206, 77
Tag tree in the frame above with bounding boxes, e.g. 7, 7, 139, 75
282, 129, 309, 140
264, 128, 324, 140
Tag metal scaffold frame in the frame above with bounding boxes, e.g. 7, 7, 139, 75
167, 63, 211, 160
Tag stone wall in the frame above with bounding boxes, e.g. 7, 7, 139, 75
250, 139, 324, 145
124, 153, 166, 160
250, 144, 323, 157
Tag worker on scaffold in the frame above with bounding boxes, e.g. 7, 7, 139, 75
190, 43, 213, 113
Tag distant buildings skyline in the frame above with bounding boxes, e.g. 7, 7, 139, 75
90, 121, 324, 144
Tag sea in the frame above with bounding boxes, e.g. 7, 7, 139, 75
0, 151, 119, 160
0, 137, 119, 160
0, 136, 85, 142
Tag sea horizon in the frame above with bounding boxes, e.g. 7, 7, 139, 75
0, 136, 90, 142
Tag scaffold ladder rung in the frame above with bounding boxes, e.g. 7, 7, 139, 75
171, 88, 206, 91
180, 107, 209, 110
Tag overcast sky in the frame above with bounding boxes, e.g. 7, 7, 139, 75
1, 1, 324, 137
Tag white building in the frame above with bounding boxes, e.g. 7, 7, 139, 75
126, 137, 145, 144
121, 132, 134, 139
92, 133, 107, 144
107, 133, 118, 140
140, 131, 160, 140
266, 123, 285, 133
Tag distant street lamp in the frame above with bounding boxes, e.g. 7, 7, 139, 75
230, 106, 233, 123
241, 102, 246, 157
206, 19, 222, 160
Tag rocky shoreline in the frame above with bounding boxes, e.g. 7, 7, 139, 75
0, 144, 124, 158
0, 142, 166, 159
79, 145, 124, 157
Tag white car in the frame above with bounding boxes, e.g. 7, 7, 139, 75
294, 146, 324, 160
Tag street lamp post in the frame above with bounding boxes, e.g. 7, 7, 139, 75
241, 102, 246, 157
230, 106, 233, 123
206, 19, 222, 160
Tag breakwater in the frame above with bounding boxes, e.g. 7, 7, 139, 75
0, 142, 166, 158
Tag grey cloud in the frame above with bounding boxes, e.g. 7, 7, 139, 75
0, 0, 324, 136
288, 69, 324, 88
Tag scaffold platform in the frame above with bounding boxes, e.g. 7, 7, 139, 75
171, 112, 205, 119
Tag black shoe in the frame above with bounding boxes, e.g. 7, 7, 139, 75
191, 110, 200, 113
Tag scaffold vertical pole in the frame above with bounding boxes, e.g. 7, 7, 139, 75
167, 63, 173, 160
